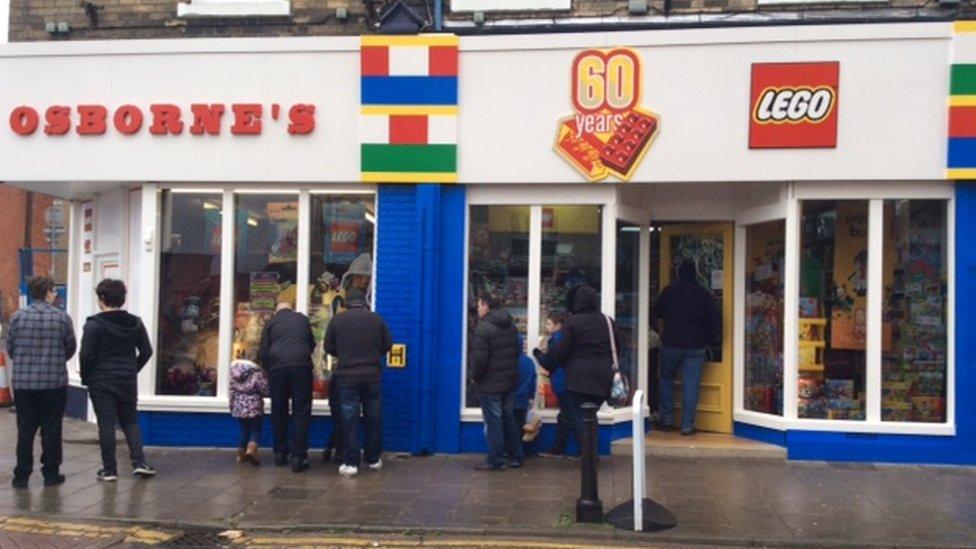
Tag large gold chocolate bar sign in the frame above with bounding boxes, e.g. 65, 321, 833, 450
554, 48, 660, 182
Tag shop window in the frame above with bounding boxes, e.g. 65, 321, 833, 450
467, 205, 530, 408
232, 194, 299, 364
614, 221, 641, 409
537, 206, 603, 409
177, 0, 291, 18
798, 201, 868, 421
155, 191, 222, 396
882, 200, 948, 423
308, 193, 376, 400
744, 220, 785, 416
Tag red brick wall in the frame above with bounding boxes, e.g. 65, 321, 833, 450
0, 184, 59, 325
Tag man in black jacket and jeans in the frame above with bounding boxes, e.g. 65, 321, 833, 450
324, 288, 391, 477
258, 302, 315, 472
652, 260, 721, 436
470, 293, 521, 471
80, 279, 155, 481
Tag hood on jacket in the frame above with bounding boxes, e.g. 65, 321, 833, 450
89, 310, 142, 338
484, 309, 514, 329
570, 285, 600, 314
231, 360, 259, 382
678, 260, 698, 283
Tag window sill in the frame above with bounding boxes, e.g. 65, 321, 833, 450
449, 0, 570, 10
461, 406, 642, 426
756, 0, 881, 5
177, 1, 291, 18
137, 395, 332, 415
735, 410, 956, 437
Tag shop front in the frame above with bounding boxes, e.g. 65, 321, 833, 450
1, 22, 973, 463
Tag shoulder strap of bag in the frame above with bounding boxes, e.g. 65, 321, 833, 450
604, 314, 619, 373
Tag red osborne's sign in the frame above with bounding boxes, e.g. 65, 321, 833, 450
749, 62, 839, 149
6, 103, 316, 137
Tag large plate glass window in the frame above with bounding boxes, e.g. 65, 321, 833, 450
744, 220, 785, 416
232, 194, 299, 363
614, 221, 640, 408
882, 200, 948, 423
308, 193, 376, 400
467, 205, 530, 408
798, 201, 868, 421
538, 206, 603, 409
155, 191, 223, 396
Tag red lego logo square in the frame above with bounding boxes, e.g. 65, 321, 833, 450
749, 62, 840, 149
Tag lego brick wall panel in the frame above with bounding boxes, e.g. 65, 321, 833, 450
376, 185, 424, 453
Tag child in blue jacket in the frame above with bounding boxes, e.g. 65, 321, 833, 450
513, 334, 537, 458
533, 313, 576, 457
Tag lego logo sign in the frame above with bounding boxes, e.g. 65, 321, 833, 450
330, 222, 359, 253
749, 62, 839, 149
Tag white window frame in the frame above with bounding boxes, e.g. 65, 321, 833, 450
177, 0, 291, 18
137, 183, 376, 414
733, 181, 956, 436
462, 185, 636, 426
450, 0, 570, 12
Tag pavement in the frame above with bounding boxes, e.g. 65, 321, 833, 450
0, 410, 975, 548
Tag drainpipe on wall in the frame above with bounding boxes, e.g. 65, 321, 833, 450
434, 0, 443, 31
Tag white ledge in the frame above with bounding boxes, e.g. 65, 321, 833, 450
177, 1, 291, 18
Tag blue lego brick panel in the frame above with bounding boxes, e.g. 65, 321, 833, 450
734, 422, 787, 447
459, 420, 617, 456
139, 411, 339, 450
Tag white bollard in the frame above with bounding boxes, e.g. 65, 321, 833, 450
632, 389, 645, 531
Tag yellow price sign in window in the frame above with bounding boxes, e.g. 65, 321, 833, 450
388, 344, 406, 368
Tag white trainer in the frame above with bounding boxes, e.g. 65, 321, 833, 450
338, 464, 358, 477
367, 458, 383, 471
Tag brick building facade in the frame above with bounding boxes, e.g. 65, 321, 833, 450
0, 185, 61, 327
5, 0, 971, 43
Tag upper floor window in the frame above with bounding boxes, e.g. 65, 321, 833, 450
177, 0, 291, 18
450, 0, 570, 11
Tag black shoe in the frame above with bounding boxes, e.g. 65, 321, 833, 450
43, 474, 66, 487
321, 448, 333, 462
508, 460, 522, 468
655, 421, 677, 432
680, 428, 696, 436
291, 458, 310, 473
11, 477, 28, 489
274, 454, 289, 467
473, 463, 505, 472
96, 469, 118, 482
133, 463, 157, 477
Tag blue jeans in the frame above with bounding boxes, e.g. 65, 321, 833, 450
480, 391, 522, 468
337, 380, 383, 467
658, 347, 707, 432
238, 417, 263, 450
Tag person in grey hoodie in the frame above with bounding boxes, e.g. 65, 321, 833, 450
80, 279, 155, 482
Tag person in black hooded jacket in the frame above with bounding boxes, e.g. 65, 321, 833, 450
470, 293, 522, 471
533, 284, 617, 449
80, 279, 155, 481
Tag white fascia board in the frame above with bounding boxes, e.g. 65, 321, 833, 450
451, 0, 570, 12
177, 1, 291, 18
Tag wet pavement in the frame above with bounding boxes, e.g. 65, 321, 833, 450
0, 412, 975, 547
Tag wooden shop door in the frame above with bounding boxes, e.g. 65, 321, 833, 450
658, 223, 734, 434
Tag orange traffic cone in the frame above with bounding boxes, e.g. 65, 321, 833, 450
0, 352, 12, 407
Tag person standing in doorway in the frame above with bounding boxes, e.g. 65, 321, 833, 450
470, 293, 522, 471
652, 260, 721, 436
5, 276, 76, 488
80, 279, 156, 481
258, 301, 315, 473
533, 285, 616, 450
324, 287, 392, 478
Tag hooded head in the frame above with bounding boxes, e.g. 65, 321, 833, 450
678, 260, 698, 283
569, 284, 600, 314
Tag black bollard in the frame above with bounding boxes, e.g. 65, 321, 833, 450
576, 402, 603, 523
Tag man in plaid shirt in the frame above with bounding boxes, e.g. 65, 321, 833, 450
5, 276, 76, 488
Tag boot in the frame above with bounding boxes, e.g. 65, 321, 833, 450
245, 441, 260, 466
236, 448, 246, 463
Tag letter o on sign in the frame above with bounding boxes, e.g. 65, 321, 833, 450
114, 105, 144, 135
10, 106, 39, 135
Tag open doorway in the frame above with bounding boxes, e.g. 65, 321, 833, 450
648, 221, 734, 434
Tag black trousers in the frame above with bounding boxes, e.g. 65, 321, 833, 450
269, 366, 312, 460
325, 376, 344, 457
14, 387, 67, 480
89, 379, 145, 472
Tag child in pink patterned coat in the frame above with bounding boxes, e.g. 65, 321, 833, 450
229, 359, 269, 465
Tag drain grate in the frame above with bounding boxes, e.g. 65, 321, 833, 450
165, 528, 229, 547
